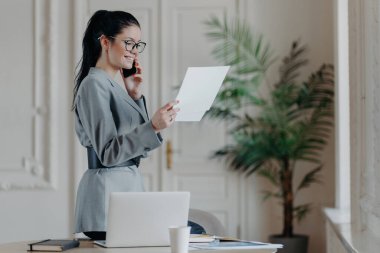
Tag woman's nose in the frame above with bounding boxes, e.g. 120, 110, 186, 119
131, 46, 139, 55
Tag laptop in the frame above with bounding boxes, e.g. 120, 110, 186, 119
94, 192, 190, 248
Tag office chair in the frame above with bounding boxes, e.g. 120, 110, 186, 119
188, 209, 226, 236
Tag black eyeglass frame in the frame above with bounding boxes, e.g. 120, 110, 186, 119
108, 36, 147, 53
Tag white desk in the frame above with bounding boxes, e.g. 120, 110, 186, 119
0, 240, 278, 253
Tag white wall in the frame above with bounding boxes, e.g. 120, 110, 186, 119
349, 0, 380, 237
326, 0, 380, 251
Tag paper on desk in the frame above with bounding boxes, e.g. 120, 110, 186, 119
190, 241, 283, 250
174, 66, 230, 121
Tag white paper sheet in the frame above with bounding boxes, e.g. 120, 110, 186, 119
174, 66, 230, 121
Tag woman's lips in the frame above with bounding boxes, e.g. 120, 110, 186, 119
125, 56, 134, 61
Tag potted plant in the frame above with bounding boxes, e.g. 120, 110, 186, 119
204, 16, 334, 253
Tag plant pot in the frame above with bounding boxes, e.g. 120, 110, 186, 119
269, 234, 309, 253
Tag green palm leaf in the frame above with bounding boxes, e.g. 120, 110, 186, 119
296, 165, 323, 192
294, 203, 312, 222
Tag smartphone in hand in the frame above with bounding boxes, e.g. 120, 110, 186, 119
122, 61, 137, 78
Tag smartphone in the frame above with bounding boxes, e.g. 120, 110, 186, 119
122, 61, 137, 78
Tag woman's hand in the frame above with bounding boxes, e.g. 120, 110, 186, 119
151, 100, 180, 132
120, 58, 143, 100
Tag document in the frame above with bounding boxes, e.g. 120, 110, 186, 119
174, 66, 230, 121
189, 234, 215, 243
190, 240, 283, 250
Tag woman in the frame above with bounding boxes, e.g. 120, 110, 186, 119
72, 10, 180, 240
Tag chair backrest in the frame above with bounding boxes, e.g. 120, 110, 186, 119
188, 208, 226, 236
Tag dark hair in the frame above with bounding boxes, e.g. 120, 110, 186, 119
72, 10, 140, 110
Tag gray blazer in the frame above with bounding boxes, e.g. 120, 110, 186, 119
74, 67, 163, 233
75, 67, 163, 166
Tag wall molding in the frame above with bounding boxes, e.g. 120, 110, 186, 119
0, 0, 59, 191
72, 0, 89, 193
348, 0, 366, 232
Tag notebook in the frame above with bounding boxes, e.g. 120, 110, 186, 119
28, 239, 79, 251
94, 192, 190, 248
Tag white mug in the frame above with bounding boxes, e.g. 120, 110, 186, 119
168, 226, 191, 253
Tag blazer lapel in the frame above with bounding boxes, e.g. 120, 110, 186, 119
122, 92, 149, 122
90, 68, 149, 122
109, 80, 149, 122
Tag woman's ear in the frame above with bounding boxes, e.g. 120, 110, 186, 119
99, 35, 110, 51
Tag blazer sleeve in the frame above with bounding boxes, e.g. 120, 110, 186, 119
134, 96, 163, 148
76, 79, 162, 167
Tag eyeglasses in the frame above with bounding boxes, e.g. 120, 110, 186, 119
109, 36, 146, 53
